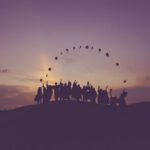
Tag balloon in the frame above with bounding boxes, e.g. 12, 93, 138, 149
85, 45, 89, 49
116, 63, 119, 66
55, 56, 58, 60
123, 80, 127, 83
73, 46, 76, 50
98, 48, 101, 52
1, 69, 8, 73
40, 79, 43, 82
48, 67, 52, 71
79, 46, 82, 49
46, 74, 48, 77
106, 53, 109, 57
66, 49, 69, 52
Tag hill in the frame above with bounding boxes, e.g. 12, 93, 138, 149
0, 101, 150, 150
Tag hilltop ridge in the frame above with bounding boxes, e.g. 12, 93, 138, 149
0, 101, 150, 150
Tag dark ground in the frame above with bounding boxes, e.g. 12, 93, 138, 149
0, 101, 150, 150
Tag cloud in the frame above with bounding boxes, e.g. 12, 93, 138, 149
0, 85, 35, 110
0, 69, 9, 73
144, 76, 150, 82
10, 75, 40, 84
114, 86, 150, 104
136, 76, 150, 86
15, 76, 39, 83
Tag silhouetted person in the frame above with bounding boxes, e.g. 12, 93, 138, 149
98, 86, 103, 104
109, 89, 117, 111
46, 82, 53, 102
34, 87, 42, 104
118, 89, 128, 111
63, 83, 68, 100
59, 82, 64, 100
67, 81, 72, 100
76, 84, 82, 101
110, 96, 118, 111
102, 89, 109, 105
98, 86, 109, 105
82, 86, 87, 102
54, 82, 59, 101
90, 86, 97, 103
85, 81, 91, 102
72, 81, 77, 100
43, 85, 47, 104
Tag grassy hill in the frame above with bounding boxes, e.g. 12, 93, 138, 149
0, 101, 150, 150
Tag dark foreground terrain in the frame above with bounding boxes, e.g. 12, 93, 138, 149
0, 101, 150, 150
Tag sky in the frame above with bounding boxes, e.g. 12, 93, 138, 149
0, 0, 150, 109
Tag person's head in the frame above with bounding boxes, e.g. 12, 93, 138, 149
68, 81, 71, 85
87, 81, 89, 86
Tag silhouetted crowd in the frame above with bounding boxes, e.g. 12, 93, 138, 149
35, 81, 128, 111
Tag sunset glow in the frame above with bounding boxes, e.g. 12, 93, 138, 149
0, 0, 150, 109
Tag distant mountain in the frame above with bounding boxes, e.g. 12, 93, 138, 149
0, 101, 150, 150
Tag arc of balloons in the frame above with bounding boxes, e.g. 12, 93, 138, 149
39, 44, 127, 85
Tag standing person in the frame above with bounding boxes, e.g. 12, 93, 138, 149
109, 89, 117, 111
118, 89, 128, 111
103, 87, 109, 105
72, 81, 77, 100
54, 82, 59, 101
89, 86, 97, 103
98, 86, 103, 104
92, 87, 97, 103
67, 81, 72, 100
62, 83, 67, 100
82, 86, 87, 102
43, 85, 48, 104
46, 82, 53, 102
86, 82, 91, 102
76, 84, 82, 101
34, 87, 43, 105
43, 84, 47, 104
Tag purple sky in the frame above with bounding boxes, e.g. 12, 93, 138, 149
0, 0, 150, 109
